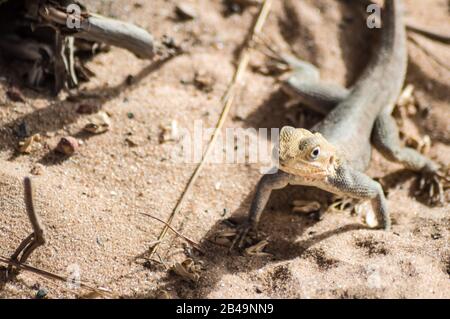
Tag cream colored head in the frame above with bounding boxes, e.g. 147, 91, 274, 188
277, 126, 337, 176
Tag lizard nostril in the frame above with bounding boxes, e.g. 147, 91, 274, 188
329, 155, 335, 165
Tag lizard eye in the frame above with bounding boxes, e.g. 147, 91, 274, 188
309, 147, 320, 160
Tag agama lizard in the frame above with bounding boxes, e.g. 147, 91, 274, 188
232, 0, 446, 248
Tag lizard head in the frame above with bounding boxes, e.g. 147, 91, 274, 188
277, 126, 337, 176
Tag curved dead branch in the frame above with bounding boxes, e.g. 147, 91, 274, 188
39, 5, 155, 60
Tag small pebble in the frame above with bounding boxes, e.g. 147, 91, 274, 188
56, 136, 79, 156
175, 3, 197, 20
30, 164, 45, 176
14, 122, 30, 139
35, 288, 48, 299
162, 35, 177, 48
7, 87, 25, 102
193, 71, 215, 93
126, 75, 135, 86
125, 137, 140, 147
431, 233, 441, 240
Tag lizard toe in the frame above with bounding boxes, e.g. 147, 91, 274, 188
229, 222, 255, 252
415, 166, 449, 206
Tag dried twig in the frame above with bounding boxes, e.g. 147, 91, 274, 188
406, 21, 450, 45
1, 177, 111, 297
8, 177, 46, 275
147, 0, 273, 260
0, 256, 111, 296
408, 35, 450, 72
140, 213, 205, 254
40, 5, 155, 59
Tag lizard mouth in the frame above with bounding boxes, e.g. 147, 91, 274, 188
278, 159, 328, 177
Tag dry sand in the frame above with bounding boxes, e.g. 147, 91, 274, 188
0, 0, 449, 298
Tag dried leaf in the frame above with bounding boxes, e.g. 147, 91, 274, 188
171, 258, 201, 283
84, 111, 111, 134
155, 289, 171, 299
397, 84, 415, 108
159, 120, 179, 143
18, 134, 41, 154
405, 135, 431, 154
244, 239, 271, 257
211, 229, 237, 245
291, 200, 321, 213
7, 87, 25, 102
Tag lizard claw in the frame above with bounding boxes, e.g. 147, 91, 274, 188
415, 166, 449, 206
229, 222, 256, 252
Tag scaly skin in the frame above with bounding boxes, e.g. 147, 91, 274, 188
232, 0, 445, 250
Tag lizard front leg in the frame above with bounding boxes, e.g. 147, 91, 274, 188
230, 171, 290, 250
328, 165, 391, 231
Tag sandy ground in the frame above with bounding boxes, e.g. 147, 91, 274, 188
0, 0, 449, 299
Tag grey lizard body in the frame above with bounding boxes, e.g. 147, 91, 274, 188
233, 0, 444, 248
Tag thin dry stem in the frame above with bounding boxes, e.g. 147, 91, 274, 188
408, 35, 450, 72
140, 213, 205, 254
0, 256, 111, 296
147, 0, 273, 260
9, 177, 46, 273
406, 21, 450, 44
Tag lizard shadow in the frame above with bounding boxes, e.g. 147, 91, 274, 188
277, 0, 320, 66
277, 0, 373, 87
406, 59, 450, 144
153, 0, 450, 300
241, 89, 323, 135
146, 185, 367, 299
132, 1, 448, 297
0, 55, 177, 165
336, 0, 375, 86
133, 85, 347, 298
0, 267, 7, 291
378, 168, 444, 207
142, 60, 358, 297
